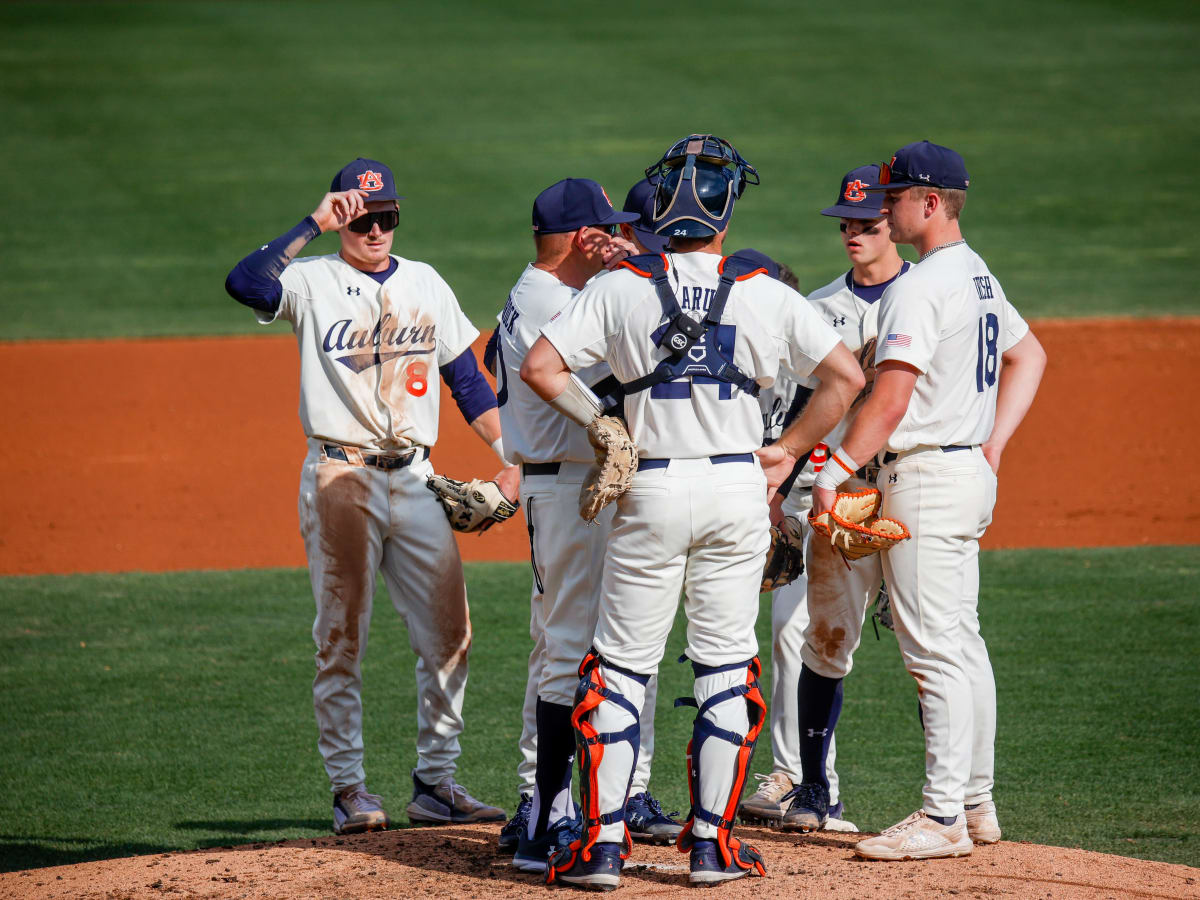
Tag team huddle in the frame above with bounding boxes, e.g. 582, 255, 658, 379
225, 134, 1046, 890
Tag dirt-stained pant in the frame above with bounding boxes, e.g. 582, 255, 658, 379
299, 441, 469, 792
879, 446, 997, 817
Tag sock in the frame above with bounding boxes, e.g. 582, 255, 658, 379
797, 664, 843, 790
529, 698, 575, 837
926, 813, 958, 826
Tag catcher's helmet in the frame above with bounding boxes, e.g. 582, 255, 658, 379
645, 134, 759, 239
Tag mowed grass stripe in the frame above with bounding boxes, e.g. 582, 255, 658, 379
0, 1, 1198, 340
0, 547, 1196, 871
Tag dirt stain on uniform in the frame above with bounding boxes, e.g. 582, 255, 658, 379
805, 532, 848, 660
313, 465, 373, 674
431, 541, 471, 672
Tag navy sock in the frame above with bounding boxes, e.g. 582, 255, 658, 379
927, 813, 957, 826
797, 664, 844, 790
533, 698, 575, 835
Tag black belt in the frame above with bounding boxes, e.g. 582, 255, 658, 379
522, 462, 561, 477
880, 444, 974, 466
321, 444, 429, 470
637, 452, 754, 472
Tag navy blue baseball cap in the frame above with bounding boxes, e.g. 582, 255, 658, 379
821, 165, 886, 218
330, 158, 403, 203
532, 178, 640, 234
869, 140, 970, 191
623, 177, 669, 253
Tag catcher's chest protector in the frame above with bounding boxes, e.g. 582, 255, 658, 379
617, 254, 764, 399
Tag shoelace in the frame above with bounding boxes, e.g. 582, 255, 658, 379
341, 787, 383, 810
751, 773, 791, 800
879, 811, 925, 835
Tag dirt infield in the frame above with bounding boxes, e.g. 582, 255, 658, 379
2, 823, 1197, 899
1, 317, 1196, 576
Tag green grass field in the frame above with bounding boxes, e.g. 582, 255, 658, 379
1, 547, 1196, 873
1, 0, 1198, 340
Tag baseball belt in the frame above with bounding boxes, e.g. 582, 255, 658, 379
321, 443, 429, 470
637, 452, 754, 472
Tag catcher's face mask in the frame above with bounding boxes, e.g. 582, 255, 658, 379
646, 134, 759, 239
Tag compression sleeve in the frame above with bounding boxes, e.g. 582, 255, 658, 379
482, 328, 499, 376
440, 347, 498, 423
224, 216, 322, 313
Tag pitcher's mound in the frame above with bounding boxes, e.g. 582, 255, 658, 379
3, 823, 1196, 899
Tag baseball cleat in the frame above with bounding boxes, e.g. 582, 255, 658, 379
332, 783, 390, 835
780, 781, 830, 832
688, 838, 766, 885
738, 772, 793, 826
823, 801, 860, 833
965, 800, 1002, 844
624, 791, 683, 844
853, 810, 973, 861
546, 840, 623, 891
498, 792, 533, 854
512, 814, 580, 873
405, 770, 506, 825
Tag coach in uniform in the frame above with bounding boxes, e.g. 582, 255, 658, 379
810, 141, 1046, 859
225, 158, 511, 835
522, 135, 864, 889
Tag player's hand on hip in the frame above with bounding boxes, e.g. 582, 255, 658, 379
493, 464, 521, 504
755, 443, 796, 502
811, 485, 836, 517
981, 441, 1002, 474
311, 189, 369, 233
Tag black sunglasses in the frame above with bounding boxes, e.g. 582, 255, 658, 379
589, 223, 618, 236
348, 209, 400, 234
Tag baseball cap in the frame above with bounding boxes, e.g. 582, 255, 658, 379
820, 165, 886, 218
868, 141, 970, 191
330, 158, 404, 203
532, 178, 641, 234
622, 177, 669, 254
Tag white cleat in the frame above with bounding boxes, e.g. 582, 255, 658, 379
854, 810, 973, 861
965, 800, 1002, 844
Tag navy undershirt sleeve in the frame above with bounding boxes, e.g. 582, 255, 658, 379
440, 347, 498, 424
224, 216, 322, 314
482, 328, 499, 375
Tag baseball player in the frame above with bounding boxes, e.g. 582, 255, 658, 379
224, 157, 513, 835
521, 134, 864, 890
808, 141, 1046, 859
743, 166, 911, 833
486, 178, 684, 872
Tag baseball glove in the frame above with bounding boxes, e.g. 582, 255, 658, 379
426, 474, 518, 534
760, 515, 805, 592
579, 415, 637, 523
809, 488, 910, 561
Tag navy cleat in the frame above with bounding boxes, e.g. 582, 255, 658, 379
498, 793, 533, 854
513, 814, 580, 874
780, 781, 830, 833
625, 791, 683, 845
688, 838, 766, 886
546, 840, 624, 892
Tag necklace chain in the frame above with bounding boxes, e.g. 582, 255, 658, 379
919, 239, 965, 262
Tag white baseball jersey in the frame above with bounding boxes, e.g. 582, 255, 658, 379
542, 252, 841, 458
494, 264, 608, 465
256, 253, 478, 451
875, 244, 1027, 451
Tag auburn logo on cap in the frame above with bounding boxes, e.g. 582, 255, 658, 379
357, 170, 384, 192
844, 180, 868, 203
600, 185, 613, 207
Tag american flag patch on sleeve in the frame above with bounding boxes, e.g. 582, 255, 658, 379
885, 333, 912, 348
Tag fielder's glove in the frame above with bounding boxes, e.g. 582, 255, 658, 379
426, 474, 518, 533
579, 415, 637, 523
809, 488, 910, 561
760, 515, 805, 592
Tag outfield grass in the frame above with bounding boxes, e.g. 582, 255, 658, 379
1, 1, 1197, 341
0, 547, 1196, 872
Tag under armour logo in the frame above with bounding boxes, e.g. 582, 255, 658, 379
889, 474, 898, 484
346, 286, 360, 296
833, 316, 846, 327
356, 170, 384, 191
806, 728, 829, 738
918, 173, 931, 182
843, 179, 868, 203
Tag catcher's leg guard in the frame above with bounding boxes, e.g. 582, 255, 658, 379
546, 649, 647, 884
674, 656, 767, 876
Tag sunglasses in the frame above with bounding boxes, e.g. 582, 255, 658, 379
348, 209, 400, 234
589, 223, 618, 236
